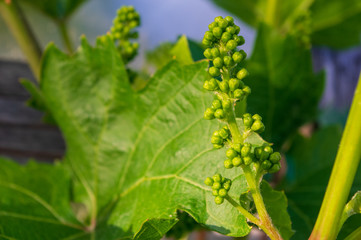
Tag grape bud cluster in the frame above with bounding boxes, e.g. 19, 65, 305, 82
204, 174, 232, 205
110, 6, 140, 63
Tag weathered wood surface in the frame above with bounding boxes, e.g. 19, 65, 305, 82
0, 60, 65, 163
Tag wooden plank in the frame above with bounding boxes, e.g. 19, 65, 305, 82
0, 98, 43, 125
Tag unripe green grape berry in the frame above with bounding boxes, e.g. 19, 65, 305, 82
269, 163, 281, 173
242, 86, 251, 96
229, 78, 240, 91
222, 99, 232, 109
214, 196, 224, 205
232, 157, 242, 167
212, 189, 219, 196
260, 150, 270, 162
204, 31, 214, 41
209, 67, 220, 77
223, 182, 231, 190
264, 146, 273, 155
237, 68, 248, 80
243, 156, 253, 166
218, 19, 228, 29
208, 22, 217, 31
214, 16, 223, 23
202, 38, 211, 47
218, 188, 227, 197
251, 120, 265, 133
234, 25, 240, 34
212, 130, 220, 137
211, 99, 222, 109
212, 173, 222, 182
232, 51, 244, 63
209, 78, 218, 90
243, 114, 253, 128
252, 114, 262, 120
241, 144, 251, 157
225, 16, 234, 25
213, 57, 223, 68
226, 40, 237, 50
212, 27, 223, 38
213, 144, 224, 149
223, 56, 233, 67
219, 128, 229, 139
254, 147, 262, 160
219, 81, 229, 93
269, 152, 281, 164
204, 49, 213, 60
261, 160, 272, 170
221, 32, 232, 43
203, 81, 210, 91
233, 89, 244, 99
204, 177, 214, 186
239, 49, 247, 59
233, 143, 242, 153
211, 136, 223, 144
226, 148, 238, 159
234, 35, 245, 46
204, 108, 215, 120
224, 159, 233, 169
226, 26, 236, 34
214, 109, 225, 119
211, 48, 220, 58
212, 182, 221, 190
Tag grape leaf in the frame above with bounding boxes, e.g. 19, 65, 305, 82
245, 24, 324, 148
261, 181, 294, 240
38, 36, 253, 238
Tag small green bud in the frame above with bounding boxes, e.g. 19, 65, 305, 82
251, 120, 265, 133
218, 19, 228, 29
212, 189, 219, 196
264, 146, 273, 155
233, 143, 242, 153
202, 38, 211, 47
233, 35, 245, 45
229, 78, 240, 91
242, 86, 251, 96
226, 148, 238, 159
223, 181, 231, 190
243, 156, 253, 166
239, 49, 247, 59
213, 144, 224, 149
212, 182, 222, 190
219, 128, 229, 139
232, 157, 242, 167
225, 16, 234, 25
204, 177, 214, 186
204, 108, 215, 120
219, 81, 229, 93
212, 173, 222, 182
214, 16, 223, 23
252, 114, 262, 120
211, 48, 220, 58
209, 78, 218, 90
268, 163, 281, 173
212, 27, 223, 38
203, 81, 210, 91
241, 143, 251, 157
208, 22, 217, 31
234, 25, 240, 34
226, 26, 236, 34
204, 31, 214, 41
226, 40, 237, 50
232, 51, 244, 63
214, 109, 225, 119
261, 160, 272, 170
213, 57, 223, 68
218, 188, 227, 197
269, 152, 281, 164
234, 89, 244, 99
214, 196, 224, 205
237, 68, 248, 80
243, 113, 253, 128
222, 99, 232, 109
204, 48, 213, 59
211, 136, 223, 144
223, 56, 234, 67
209, 66, 220, 77
221, 32, 232, 43
254, 147, 262, 160
211, 99, 222, 109
224, 159, 233, 169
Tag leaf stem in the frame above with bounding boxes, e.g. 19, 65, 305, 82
0, 0, 42, 80
57, 20, 74, 54
225, 195, 260, 226
310, 72, 361, 240
344, 226, 361, 240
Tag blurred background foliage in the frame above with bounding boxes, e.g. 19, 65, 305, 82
1, 0, 361, 239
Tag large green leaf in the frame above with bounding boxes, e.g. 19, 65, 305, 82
245, 24, 324, 147
37, 36, 253, 238
284, 126, 361, 239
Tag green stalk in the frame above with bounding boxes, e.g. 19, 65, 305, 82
310, 73, 361, 240
344, 226, 361, 240
0, 0, 42, 80
57, 20, 74, 54
265, 0, 279, 26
